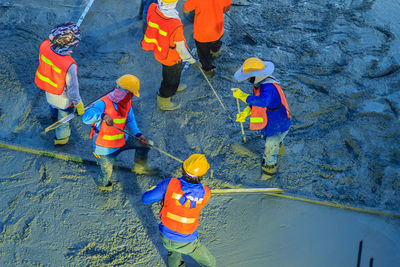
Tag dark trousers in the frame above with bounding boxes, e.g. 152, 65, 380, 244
94, 137, 150, 186
195, 38, 222, 71
158, 62, 183, 98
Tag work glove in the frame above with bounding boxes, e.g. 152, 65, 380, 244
236, 106, 251, 122
231, 88, 249, 103
75, 100, 85, 116
136, 133, 149, 146
102, 114, 114, 126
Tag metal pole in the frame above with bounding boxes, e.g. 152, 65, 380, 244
357, 240, 363, 267
199, 68, 227, 111
77, 0, 96, 27
212, 188, 283, 194
112, 125, 183, 163
236, 98, 247, 143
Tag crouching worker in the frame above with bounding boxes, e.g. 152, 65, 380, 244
35, 22, 85, 146
82, 74, 157, 191
142, 154, 216, 267
232, 58, 291, 178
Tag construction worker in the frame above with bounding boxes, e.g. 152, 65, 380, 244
82, 74, 157, 191
232, 58, 291, 178
141, 0, 201, 111
183, 0, 232, 78
142, 154, 216, 267
35, 22, 85, 146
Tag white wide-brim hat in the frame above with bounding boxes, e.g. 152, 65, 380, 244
234, 61, 275, 81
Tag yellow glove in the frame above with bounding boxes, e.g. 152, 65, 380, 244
75, 100, 85, 116
231, 88, 249, 103
236, 106, 251, 122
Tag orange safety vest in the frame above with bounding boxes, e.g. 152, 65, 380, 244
141, 3, 182, 60
89, 96, 132, 148
159, 178, 211, 235
35, 40, 77, 95
250, 83, 290, 130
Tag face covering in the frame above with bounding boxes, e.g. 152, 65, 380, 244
157, 0, 180, 19
107, 87, 128, 103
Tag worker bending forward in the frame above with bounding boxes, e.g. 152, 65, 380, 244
141, 0, 200, 111
232, 58, 291, 178
82, 75, 156, 191
35, 22, 85, 145
142, 154, 216, 267
183, 0, 231, 77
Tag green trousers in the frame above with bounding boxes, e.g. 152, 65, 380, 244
160, 234, 216, 267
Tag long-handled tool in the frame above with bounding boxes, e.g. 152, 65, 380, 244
225, 13, 258, 44
44, 89, 113, 133
198, 68, 227, 111
236, 98, 246, 143
77, 0, 96, 27
111, 125, 183, 163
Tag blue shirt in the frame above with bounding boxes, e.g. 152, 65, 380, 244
142, 177, 206, 242
82, 99, 141, 155
246, 82, 291, 137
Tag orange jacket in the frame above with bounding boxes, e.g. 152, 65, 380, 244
184, 0, 232, 42
250, 83, 290, 130
141, 3, 183, 61
159, 178, 211, 235
90, 96, 132, 148
35, 40, 77, 95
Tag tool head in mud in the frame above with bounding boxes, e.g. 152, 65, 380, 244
116, 74, 140, 97
182, 154, 210, 183
49, 22, 80, 51
234, 57, 274, 81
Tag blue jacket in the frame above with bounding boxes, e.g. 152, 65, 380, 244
82, 99, 141, 155
142, 177, 206, 242
246, 80, 291, 137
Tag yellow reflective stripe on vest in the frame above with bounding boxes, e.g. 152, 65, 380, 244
143, 35, 162, 52
172, 192, 182, 200
113, 118, 126, 124
166, 212, 196, 224
148, 20, 167, 36
36, 70, 58, 88
250, 117, 264, 123
40, 54, 61, 74
103, 134, 125, 141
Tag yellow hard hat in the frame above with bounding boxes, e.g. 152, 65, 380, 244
234, 57, 275, 81
242, 57, 265, 73
160, 0, 178, 3
116, 74, 140, 97
183, 154, 210, 177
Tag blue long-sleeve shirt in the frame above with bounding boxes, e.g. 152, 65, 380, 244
82, 99, 141, 155
142, 177, 206, 242
246, 82, 291, 137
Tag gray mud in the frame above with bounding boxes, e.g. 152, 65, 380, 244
0, 0, 399, 266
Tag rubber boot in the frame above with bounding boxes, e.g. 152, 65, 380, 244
157, 95, 181, 111
54, 136, 69, 146
98, 181, 113, 192
261, 159, 277, 180
278, 142, 286, 155
132, 159, 159, 175
177, 84, 187, 92
210, 49, 222, 59
203, 67, 216, 78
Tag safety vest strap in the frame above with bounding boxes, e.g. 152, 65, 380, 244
166, 212, 196, 224
141, 3, 182, 60
92, 97, 131, 148
35, 40, 76, 95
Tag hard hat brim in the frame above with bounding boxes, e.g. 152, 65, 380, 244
234, 61, 275, 82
